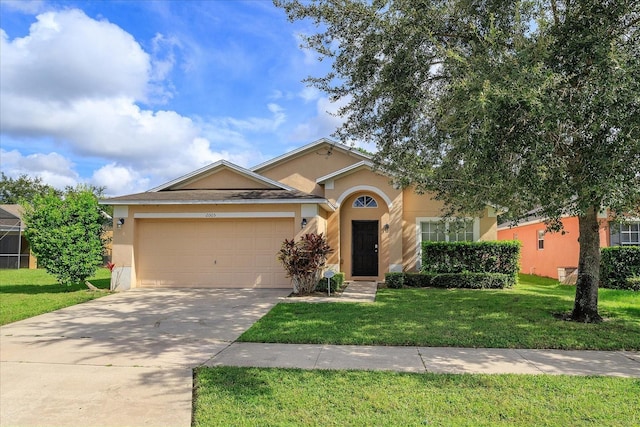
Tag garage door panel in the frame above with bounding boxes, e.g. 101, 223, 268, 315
255, 254, 276, 268
254, 237, 276, 250
137, 218, 292, 288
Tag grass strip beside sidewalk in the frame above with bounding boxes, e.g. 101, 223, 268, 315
193, 367, 639, 427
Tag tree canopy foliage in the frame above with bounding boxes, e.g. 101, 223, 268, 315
0, 173, 60, 204
276, 0, 640, 321
22, 186, 106, 287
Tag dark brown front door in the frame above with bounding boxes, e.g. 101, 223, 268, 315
352, 220, 378, 276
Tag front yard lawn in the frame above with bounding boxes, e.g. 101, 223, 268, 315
193, 367, 639, 426
239, 275, 640, 350
0, 268, 111, 325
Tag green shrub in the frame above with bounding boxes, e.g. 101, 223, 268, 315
421, 241, 520, 286
401, 272, 512, 289
22, 187, 105, 287
626, 277, 640, 291
384, 273, 404, 289
316, 272, 345, 292
601, 246, 640, 291
385, 242, 520, 290
421, 241, 521, 275
403, 273, 424, 288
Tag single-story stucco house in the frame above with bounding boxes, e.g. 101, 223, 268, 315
102, 139, 499, 290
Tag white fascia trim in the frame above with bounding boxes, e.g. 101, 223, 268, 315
316, 160, 376, 183
134, 212, 296, 219
251, 138, 371, 171
335, 185, 393, 208
150, 160, 295, 192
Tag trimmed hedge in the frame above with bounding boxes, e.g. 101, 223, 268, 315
385, 272, 512, 289
422, 241, 520, 274
422, 241, 521, 287
385, 272, 404, 289
315, 272, 345, 293
626, 277, 640, 291
384, 241, 520, 289
601, 246, 640, 290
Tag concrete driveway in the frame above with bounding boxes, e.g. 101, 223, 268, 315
0, 288, 289, 427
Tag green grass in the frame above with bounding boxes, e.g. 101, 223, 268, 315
239, 274, 640, 350
193, 367, 640, 426
0, 268, 111, 325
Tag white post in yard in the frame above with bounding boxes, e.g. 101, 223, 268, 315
323, 270, 335, 297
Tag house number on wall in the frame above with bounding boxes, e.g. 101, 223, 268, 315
204, 213, 217, 218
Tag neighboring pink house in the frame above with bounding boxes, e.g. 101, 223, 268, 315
498, 213, 639, 279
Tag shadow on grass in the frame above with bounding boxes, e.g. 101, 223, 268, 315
239, 284, 640, 350
0, 278, 111, 294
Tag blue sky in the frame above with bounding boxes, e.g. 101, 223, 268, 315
0, 0, 368, 196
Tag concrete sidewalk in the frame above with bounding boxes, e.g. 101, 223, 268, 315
211, 281, 640, 378
208, 343, 640, 377
280, 280, 378, 303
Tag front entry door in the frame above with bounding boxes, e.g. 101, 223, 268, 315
352, 220, 379, 276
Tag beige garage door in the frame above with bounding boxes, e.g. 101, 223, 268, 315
136, 218, 293, 288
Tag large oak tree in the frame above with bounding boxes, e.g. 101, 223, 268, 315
276, 0, 640, 322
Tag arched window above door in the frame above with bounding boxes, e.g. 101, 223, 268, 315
353, 195, 378, 208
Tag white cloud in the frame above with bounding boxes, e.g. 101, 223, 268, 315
0, 149, 80, 189
91, 163, 149, 196
216, 103, 287, 134
0, 8, 289, 196
294, 32, 320, 66
1, 9, 150, 102
290, 95, 350, 142
299, 86, 320, 102
148, 32, 181, 104
1, 0, 46, 14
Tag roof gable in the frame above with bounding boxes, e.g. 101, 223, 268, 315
252, 138, 371, 173
252, 138, 373, 195
316, 160, 382, 183
150, 160, 293, 192
0, 204, 22, 220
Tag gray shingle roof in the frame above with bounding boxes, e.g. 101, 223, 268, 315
102, 189, 327, 205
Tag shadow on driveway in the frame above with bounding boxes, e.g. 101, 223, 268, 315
0, 288, 289, 427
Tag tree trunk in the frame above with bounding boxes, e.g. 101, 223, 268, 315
570, 206, 603, 323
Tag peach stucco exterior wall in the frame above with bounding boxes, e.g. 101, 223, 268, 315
177, 168, 272, 190
257, 145, 367, 196
497, 216, 610, 279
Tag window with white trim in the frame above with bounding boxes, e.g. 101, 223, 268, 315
420, 220, 474, 243
612, 222, 640, 246
353, 195, 378, 208
537, 230, 545, 250
416, 217, 478, 270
